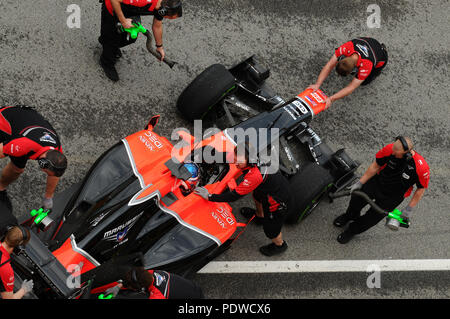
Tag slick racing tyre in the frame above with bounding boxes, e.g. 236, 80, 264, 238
176, 64, 236, 121
286, 162, 334, 224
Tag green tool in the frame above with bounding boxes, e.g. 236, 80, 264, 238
98, 293, 114, 300
30, 208, 54, 231
386, 208, 410, 228
118, 22, 177, 68
121, 22, 148, 40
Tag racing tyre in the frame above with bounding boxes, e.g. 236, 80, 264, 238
176, 64, 236, 121
285, 162, 334, 224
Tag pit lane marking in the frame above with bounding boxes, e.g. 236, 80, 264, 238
198, 259, 450, 273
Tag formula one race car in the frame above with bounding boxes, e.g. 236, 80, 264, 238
176, 55, 360, 223
2, 115, 251, 299
0, 56, 359, 299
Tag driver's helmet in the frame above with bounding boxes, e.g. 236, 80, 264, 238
180, 163, 200, 196
183, 162, 200, 182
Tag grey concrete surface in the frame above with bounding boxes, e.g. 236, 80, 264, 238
0, 0, 449, 298
195, 271, 450, 299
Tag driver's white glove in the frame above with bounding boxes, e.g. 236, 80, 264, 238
21, 279, 34, 295
42, 197, 53, 210
349, 181, 363, 193
194, 187, 210, 200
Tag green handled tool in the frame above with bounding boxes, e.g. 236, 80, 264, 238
30, 208, 54, 231
119, 22, 177, 68
386, 208, 410, 230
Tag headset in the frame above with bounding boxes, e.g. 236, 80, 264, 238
395, 136, 413, 162
157, 0, 182, 17
38, 157, 67, 177
18, 226, 30, 246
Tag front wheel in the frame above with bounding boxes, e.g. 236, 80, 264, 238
176, 64, 236, 121
285, 162, 334, 224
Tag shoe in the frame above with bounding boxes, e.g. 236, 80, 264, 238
0, 190, 12, 212
333, 213, 352, 227
259, 241, 288, 256
114, 49, 122, 59
240, 207, 264, 225
337, 230, 354, 244
100, 58, 119, 82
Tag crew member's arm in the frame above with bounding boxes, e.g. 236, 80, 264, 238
0, 276, 32, 300
197, 168, 263, 202
404, 157, 430, 216
152, 17, 165, 61
308, 54, 338, 91
359, 161, 381, 184
0, 144, 5, 158
110, 0, 134, 29
326, 77, 364, 108
0, 162, 25, 191
0, 287, 27, 300
45, 175, 60, 200
406, 188, 425, 209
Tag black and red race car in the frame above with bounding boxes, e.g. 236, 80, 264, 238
1, 56, 359, 299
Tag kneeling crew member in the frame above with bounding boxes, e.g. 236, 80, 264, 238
1, 226, 34, 299
0, 106, 67, 212
195, 144, 293, 256
334, 136, 430, 244
308, 37, 388, 109
99, 0, 183, 81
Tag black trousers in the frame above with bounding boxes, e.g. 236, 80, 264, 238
99, 4, 139, 66
345, 177, 404, 235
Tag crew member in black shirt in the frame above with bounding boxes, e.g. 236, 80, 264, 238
99, 0, 182, 81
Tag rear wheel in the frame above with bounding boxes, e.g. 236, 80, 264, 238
176, 64, 236, 121
285, 162, 334, 224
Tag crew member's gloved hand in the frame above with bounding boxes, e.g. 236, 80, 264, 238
42, 197, 53, 210
349, 181, 363, 193
104, 284, 121, 298
21, 279, 34, 295
194, 187, 210, 200
403, 206, 414, 218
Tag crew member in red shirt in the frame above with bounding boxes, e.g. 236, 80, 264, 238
308, 37, 388, 109
334, 136, 430, 244
0, 226, 34, 299
103, 267, 204, 299
194, 143, 293, 256
0, 106, 67, 211
99, 0, 183, 81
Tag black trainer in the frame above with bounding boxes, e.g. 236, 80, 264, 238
0, 190, 12, 212
337, 230, 354, 244
333, 213, 352, 227
259, 241, 288, 256
100, 58, 119, 82
114, 49, 122, 59
240, 207, 264, 225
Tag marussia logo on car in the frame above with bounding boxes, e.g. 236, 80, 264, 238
103, 212, 143, 241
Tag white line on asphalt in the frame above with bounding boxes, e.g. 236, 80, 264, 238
198, 259, 450, 273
